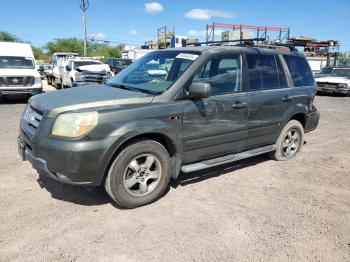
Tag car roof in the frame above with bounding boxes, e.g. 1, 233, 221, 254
156, 45, 303, 56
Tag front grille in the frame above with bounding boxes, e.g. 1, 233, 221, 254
23, 106, 43, 130
77, 72, 109, 83
7, 77, 24, 86
0, 76, 34, 87
317, 82, 338, 89
0, 77, 6, 87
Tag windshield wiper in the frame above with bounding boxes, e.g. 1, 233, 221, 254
107, 83, 160, 94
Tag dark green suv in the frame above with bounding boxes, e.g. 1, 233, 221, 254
18, 46, 320, 208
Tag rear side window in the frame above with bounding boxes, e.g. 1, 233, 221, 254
283, 55, 314, 87
246, 54, 287, 91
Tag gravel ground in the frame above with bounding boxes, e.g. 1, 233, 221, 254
0, 88, 349, 261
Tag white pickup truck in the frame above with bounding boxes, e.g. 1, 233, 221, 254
0, 42, 42, 99
61, 58, 112, 88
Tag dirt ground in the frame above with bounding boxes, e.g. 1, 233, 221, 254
0, 87, 349, 261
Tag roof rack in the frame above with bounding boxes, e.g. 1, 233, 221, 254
197, 38, 297, 52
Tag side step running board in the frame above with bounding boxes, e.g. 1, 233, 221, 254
181, 144, 276, 173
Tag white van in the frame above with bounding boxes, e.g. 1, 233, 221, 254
0, 42, 42, 99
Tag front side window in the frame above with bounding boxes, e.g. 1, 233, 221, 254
107, 51, 199, 94
193, 54, 242, 95
283, 55, 315, 87
0, 56, 34, 69
247, 54, 287, 91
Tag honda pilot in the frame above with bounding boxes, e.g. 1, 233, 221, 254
18, 46, 320, 208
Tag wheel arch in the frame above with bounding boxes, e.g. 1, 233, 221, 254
288, 112, 307, 129
101, 132, 180, 185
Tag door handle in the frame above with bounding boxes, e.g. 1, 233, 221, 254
232, 101, 247, 109
282, 96, 293, 102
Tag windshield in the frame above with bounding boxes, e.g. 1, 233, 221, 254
116, 60, 132, 66
319, 67, 333, 74
332, 69, 350, 77
107, 50, 199, 94
74, 61, 101, 69
0, 56, 35, 69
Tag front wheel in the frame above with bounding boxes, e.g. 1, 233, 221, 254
269, 120, 304, 161
105, 140, 171, 208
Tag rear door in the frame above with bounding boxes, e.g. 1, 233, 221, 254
245, 53, 294, 149
182, 53, 249, 163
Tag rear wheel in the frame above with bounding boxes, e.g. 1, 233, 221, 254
105, 140, 171, 208
269, 120, 304, 161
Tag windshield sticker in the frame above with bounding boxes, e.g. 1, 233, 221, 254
176, 53, 199, 60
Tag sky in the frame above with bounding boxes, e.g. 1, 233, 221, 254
1, 0, 350, 51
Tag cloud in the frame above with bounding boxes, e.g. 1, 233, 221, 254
144, 2, 164, 14
187, 29, 223, 37
128, 30, 139, 35
185, 9, 234, 20
89, 32, 106, 39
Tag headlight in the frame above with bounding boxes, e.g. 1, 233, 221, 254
338, 83, 349, 88
52, 112, 98, 137
35, 76, 42, 84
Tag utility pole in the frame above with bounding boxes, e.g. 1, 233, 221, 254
80, 0, 89, 57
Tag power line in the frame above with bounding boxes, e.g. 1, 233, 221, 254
89, 37, 144, 46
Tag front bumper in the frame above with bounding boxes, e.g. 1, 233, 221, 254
305, 108, 320, 133
18, 137, 94, 185
0, 84, 42, 97
18, 119, 117, 186
317, 86, 350, 95
75, 81, 106, 86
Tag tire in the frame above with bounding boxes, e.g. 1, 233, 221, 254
105, 140, 171, 208
53, 78, 60, 89
269, 120, 304, 161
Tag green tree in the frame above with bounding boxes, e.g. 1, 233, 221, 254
45, 38, 84, 55
31, 46, 50, 62
88, 43, 121, 59
0, 31, 22, 42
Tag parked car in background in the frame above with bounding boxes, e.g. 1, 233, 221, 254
18, 46, 319, 208
37, 63, 52, 79
62, 58, 112, 88
316, 67, 350, 95
47, 52, 79, 88
106, 58, 132, 74
315, 66, 350, 78
42, 64, 53, 78
0, 42, 42, 100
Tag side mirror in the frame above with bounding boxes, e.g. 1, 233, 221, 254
188, 82, 211, 99
65, 65, 71, 71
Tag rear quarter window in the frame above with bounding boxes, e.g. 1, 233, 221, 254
283, 55, 315, 87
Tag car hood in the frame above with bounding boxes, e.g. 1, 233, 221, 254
75, 64, 110, 72
315, 76, 350, 84
30, 84, 154, 117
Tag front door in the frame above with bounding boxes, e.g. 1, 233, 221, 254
182, 54, 249, 163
